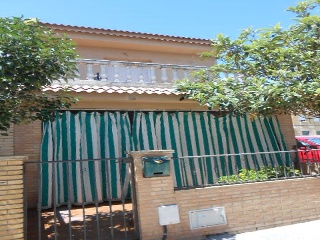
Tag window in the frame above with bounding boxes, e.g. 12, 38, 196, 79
302, 131, 310, 136
299, 116, 306, 122
316, 131, 320, 135
314, 118, 320, 122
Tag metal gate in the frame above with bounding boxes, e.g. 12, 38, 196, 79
24, 158, 139, 240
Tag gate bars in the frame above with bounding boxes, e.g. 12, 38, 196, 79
24, 158, 139, 240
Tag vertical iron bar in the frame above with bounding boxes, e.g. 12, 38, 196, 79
202, 156, 208, 186
52, 161, 58, 240
246, 153, 257, 181
119, 159, 128, 239
307, 160, 311, 176
273, 154, 279, 179
280, 152, 288, 178
225, 155, 230, 183
66, 160, 73, 239
93, 159, 101, 240
79, 160, 87, 240
191, 157, 197, 187
252, 153, 259, 181
212, 156, 218, 184
289, 151, 296, 177
105, 158, 115, 239
296, 150, 304, 176
316, 151, 320, 175
129, 157, 140, 238
37, 162, 43, 240
179, 157, 186, 187
235, 156, 240, 183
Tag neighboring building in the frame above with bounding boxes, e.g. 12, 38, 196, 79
0, 24, 296, 208
292, 115, 320, 136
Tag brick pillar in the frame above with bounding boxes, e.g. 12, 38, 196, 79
130, 150, 176, 240
0, 156, 27, 240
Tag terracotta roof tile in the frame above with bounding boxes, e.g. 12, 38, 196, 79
42, 84, 181, 96
43, 23, 211, 46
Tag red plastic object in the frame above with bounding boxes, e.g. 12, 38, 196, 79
296, 136, 320, 162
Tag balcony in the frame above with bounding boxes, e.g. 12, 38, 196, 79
71, 59, 208, 87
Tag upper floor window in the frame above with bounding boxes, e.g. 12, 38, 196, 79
299, 116, 306, 122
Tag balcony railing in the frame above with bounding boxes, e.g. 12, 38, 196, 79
75, 59, 208, 85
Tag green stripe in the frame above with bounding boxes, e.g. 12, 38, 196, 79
192, 112, 204, 184
119, 113, 131, 198
61, 112, 68, 202
108, 113, 117, 198
182, 112, 195, 185
200, 113, 214, 184
119, 113, 126, 190
145, 112, 155, 150
54, 114, 61, 204
69, 112, 78, 203
236, 116, 251, 170
168, 113, 183, 187
207, 114, 218, 180
263, 117, 282, 165
227, 115, 241, 173
243, 115, 255, 152
100, 113, 107, 199
222, 116, 233, 175
41, 121, 50, 207
215, 115, 226, 177
160, 113, 167, 149
85, 113, 96, 200
251, 117, 268, 168
132, 112, 140, 151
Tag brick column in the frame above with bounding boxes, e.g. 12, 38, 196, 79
130, 150, 176, 240
0, 156, 27, 240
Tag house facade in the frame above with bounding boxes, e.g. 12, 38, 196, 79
292, 115, 320, 136
0, 24, 297, 208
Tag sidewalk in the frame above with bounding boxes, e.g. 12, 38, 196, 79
206, 219, 320, 240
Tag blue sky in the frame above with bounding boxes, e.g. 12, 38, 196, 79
1, 0, 300, 39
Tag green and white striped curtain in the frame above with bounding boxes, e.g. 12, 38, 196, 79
41, 111, 289, 207
41, 111, 132, 208
133, 112, 289, 187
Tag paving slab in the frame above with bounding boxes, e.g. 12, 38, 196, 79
206, 219, 320, 240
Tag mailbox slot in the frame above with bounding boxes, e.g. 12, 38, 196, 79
142, 156, 170, 178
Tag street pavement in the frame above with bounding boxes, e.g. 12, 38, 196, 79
206, 219, 320, 240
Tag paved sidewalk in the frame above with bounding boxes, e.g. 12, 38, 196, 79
206, 219, 320, 240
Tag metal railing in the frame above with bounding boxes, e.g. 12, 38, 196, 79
24, 157, 139, 240
172, 150, 320, 190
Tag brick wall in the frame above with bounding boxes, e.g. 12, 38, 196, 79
0, 156, 27, 240
14, 121, 42, 208
277, 114, 296, 150
0, 121, 42, 159
14, 121, 42, 159
0, 125, 14, 157
131, 150, 320, 240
